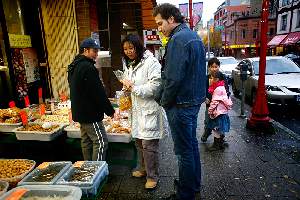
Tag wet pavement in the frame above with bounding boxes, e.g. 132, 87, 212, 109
98, 97, 300, 200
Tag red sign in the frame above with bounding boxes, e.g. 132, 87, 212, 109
146, 35, 159, 41
40, 104, 46, 115
9, 101, 16, 108
19, 110, 28, 126
38, 87, 42, 98
24, 96, 30, 107
281, 32, 300, 45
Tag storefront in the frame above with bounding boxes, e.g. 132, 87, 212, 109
0, 0, 51, 108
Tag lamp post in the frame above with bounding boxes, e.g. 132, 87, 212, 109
189, 0, 193, 30
246, 0, 274, 133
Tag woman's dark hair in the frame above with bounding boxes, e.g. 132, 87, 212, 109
153, 3, 185, 23
208, 57, 220, 67
121, 34, 145, 66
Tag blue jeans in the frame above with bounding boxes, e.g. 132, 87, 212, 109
166, 105, 201, 200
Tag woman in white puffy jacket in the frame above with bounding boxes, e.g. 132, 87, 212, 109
121, 34, 169, 190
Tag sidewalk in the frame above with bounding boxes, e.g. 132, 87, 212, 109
99, 97, 300, 200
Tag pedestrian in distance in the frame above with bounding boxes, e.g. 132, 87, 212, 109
121, 34, 170, 190
201, 57, 230, 144
207, 71, 232, 151
68, 38, 116, 161
153, 3, 206, 200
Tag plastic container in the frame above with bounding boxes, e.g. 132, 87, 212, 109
107, 133, 131, 143
18, 161, 72, 186
0, 159, 36, 188
64, 126, 80, 139
13, 124, 64, 141
0, 122, 22, 133
0, 181, 9, 197
56, 161, 108, 196
0, 185, 82, 200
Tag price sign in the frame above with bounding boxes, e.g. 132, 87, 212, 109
9, 101, 16, 108
19, 110, 28, 126
40, 104, 46, 115
24, 96, 30, 107
73, 161, 84, 168
37, 162, 50, 170
5, 188, 28, 200
38, 87, 43, 98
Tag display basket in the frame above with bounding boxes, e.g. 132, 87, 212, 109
0, 185, 82, 200
56, 161, 108, 196
18, 161, 72, 186
0, 122, 22, 133
0, 159, 36, 188
13, 123, 64, 141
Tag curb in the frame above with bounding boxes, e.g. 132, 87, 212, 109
270, 119, 300, 141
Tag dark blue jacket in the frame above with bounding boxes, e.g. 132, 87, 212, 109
156, 23, 206, 108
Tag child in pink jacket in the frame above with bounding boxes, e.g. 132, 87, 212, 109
207, 78, 232, 151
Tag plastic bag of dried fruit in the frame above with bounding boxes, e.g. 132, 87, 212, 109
118, 90, 131, 111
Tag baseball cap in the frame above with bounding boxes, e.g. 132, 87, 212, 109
80, 38, 100, 49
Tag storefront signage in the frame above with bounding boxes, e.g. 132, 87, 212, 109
8, 34, 32, 48
229, 44, 258, 48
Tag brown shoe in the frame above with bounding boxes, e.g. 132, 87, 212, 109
132, 170, 146, 178
145, 179, 157, 189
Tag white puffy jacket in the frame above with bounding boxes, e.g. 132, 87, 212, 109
123, 50, 170, 140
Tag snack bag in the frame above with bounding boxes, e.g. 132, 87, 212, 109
118, 90, 132, 111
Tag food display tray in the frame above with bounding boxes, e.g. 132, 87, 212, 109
64, 126, 131, 143
0, 159, 36, 187
56, 161, 108, 196
64, 125, 81, 139
13, 124, 64, 141
0, 185, 82, 200
0, 181, 9, 197
18, 161, 72, 186
0, 122, 22, 133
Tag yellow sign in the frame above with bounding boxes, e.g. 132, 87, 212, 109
228, 44, 259, 49
158, 31, 169, 47
8, 34, 32, 48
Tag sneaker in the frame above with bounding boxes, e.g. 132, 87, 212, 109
145, 179, 157, 189
132, 170, 146, 178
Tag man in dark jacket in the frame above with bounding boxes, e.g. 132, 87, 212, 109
154, 3, 206, 200
68, 38, 115, 161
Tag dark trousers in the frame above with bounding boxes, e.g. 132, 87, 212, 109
166, 105, 201, 200
80, 121, 108, 161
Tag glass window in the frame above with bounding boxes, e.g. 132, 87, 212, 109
282, 0, 290, 7
252, 58, 300, 75
281, 15, 287, 31
253, 29, 257, 38
297, 10, 300, 28
219, 58, 238, 65
242, 29, 246, 39
2, 0, 26, 34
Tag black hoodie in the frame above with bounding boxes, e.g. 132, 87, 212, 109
68, 55, 114, 123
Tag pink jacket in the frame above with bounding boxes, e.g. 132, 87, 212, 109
208, 85, 232, 119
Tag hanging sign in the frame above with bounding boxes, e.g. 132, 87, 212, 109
8, 34, 32, 48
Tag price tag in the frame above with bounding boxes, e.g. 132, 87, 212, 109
24, 96, 30, 107
37, 162, 50, 169
73, 161, 84, 168
38, 87, 43, 98
9, 101, 16, 108
39, 104, 46, 115
19, 110, 28, 126
5, 188, 28, 200
60, 92, 68, 102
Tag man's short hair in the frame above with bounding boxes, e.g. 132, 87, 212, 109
153, 3, 185, 23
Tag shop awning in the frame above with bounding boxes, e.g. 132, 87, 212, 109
280, 32, 300, 45
267, 34, 287, 46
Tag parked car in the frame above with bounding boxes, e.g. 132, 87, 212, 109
206, 52, 214, 60
232, 56, 300, 106
217, 56, 238, 82
285, 54, 300, 66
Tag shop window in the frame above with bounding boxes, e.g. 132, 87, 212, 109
253, 29, 258, 39
2, 0, 26, 34
281, 0, 290, 7
281, 14, 287, 31
269, 28, 274, 35
297, 10, 300, 28
242, 29, 246, 39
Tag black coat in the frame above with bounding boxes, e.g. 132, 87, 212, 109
68, 55, 114, 123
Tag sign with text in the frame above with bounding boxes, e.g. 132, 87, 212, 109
8, 34, 32, 48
